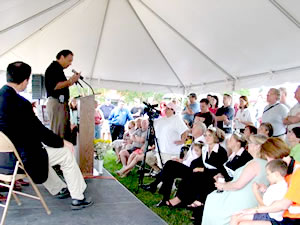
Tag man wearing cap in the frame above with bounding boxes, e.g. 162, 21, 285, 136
154, 102, 189, 167
182, 93, 200, 126
283, 85, 300, 131
108, 100, 133, 141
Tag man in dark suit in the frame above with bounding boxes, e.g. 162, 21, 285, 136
0, 62, 92, 210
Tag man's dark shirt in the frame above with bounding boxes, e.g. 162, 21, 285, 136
194, 111, 216, 128
216, 106, 234, 134
45, 61, 69, 101
100, 104, 115, 119
0, 85, 64, 183
130, 106, 144, 119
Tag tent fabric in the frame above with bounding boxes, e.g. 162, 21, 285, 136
0, 0, 299, 94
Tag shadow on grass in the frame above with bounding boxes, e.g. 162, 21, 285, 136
104, 150, 193, 225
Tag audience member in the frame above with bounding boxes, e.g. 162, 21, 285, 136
112, 120, 136, 162
108, 100, 133, 141
209, 95, 219, 115
258, 123, 273, 137
118, 119, 148, 168
262, 88, 288, 138
191, 132, 253, 224
0, 62, 92, 210
216, 94, 235, 135
69, 98, 79, 145
216, 133, 253, 182
171, 98, 182, 115
159, 101, 167, 117
283, 85, 300, 131
231, 159, 288, 225
194, 98, 216, 128
287, 127, 300, 161
154, 102, 188, 166
243, 125, 257, 140
232, 154, 300, 225
94, 100, 104, 139
182, 93, 200, 126
201, 134, 270, 225
279, 87, 290, 109
99, 98, 115, 140
162, 126, 227, 208
116, 120, 149, 177
142, 121, 206, 195
130, 98, 144, 119
234, 96, 254, 133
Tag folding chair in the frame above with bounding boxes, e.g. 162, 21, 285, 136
0, 131, 51, 225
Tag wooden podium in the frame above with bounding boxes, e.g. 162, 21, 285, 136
78, 95, 95, 176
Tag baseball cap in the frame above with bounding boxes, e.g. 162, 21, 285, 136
187, 93, 197, 98
166, 102, 176, 112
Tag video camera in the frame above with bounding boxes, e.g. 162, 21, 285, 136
143, 101, 160, 120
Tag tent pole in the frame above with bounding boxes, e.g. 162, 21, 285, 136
269, 0, 300, 29
137, 0, 237, 82
89, 0, 110, 80
127, 0, 186, 90
0, 0, 74, 34
0, 0, 83, 58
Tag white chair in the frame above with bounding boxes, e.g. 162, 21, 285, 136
0, 131, 51, 225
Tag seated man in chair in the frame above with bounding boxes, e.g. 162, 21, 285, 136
0, 61, 93, 210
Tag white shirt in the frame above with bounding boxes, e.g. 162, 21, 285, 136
262, 102, 289, 136
154, 114, 188, 155
287, 103, 300, 131
263, 180, 288, 221
182, 136, 204, 167
234, 108, 254, 130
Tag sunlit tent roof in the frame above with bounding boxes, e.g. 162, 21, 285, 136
0, 0, 300, 94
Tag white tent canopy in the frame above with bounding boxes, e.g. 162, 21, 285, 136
0, 0, 300, 94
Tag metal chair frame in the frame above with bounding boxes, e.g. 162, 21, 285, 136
0, 132, 51, 225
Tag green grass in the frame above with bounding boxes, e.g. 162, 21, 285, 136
103, 150, 193, 225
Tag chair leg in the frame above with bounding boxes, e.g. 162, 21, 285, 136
12, 192, 21, 206
27, 176, 51, 215
0, 162, 20, 225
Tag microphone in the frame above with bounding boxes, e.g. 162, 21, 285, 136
71, 69, 95, 95
71, 69, 84, 80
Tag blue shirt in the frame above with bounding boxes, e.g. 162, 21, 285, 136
108, 107, 133, 126
183, 102, 200, 124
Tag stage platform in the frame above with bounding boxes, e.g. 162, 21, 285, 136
0, 169, 167, 225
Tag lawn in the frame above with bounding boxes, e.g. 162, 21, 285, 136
103, 150, 193, 225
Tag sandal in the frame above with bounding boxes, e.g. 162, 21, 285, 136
187, 200, 203, 208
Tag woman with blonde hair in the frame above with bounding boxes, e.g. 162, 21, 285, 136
202, 134, 269, 225
158, 126, 228, 207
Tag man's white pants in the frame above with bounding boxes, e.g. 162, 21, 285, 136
43, 146, 87, 200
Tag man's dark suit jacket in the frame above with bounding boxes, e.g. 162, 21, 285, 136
0, 85, 64, 183
220, 149, 253, 181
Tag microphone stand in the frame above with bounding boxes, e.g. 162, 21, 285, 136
80, 79, 95, 95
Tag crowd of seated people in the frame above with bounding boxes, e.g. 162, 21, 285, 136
108, 86, 300, 225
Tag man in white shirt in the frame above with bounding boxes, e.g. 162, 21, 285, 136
154, 102, 188, 167
283, 85, 300, 131
262, 88, 289, 138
